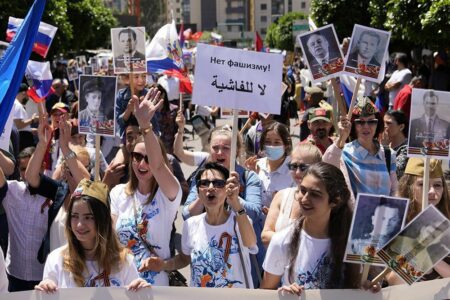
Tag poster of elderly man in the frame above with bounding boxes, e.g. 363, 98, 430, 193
344, 24, 390, 82
297, 24, 344, 83
111, 27, 147, 74
407, 89, 450, 158
78, 75, 117, 136
345, 193, 409, 266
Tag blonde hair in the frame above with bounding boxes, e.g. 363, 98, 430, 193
63, 196, 127, 287
208, 125, 243, 158
292, 143, 322, 163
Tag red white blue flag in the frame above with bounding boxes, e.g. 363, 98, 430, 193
25, 60, 54, 103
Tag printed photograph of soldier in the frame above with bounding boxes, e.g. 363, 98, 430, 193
111, 27, 147, 74
344, 25, 390, 80
345, 194, 409, 265
78, 75, 117, 136
297, 24, 344, 82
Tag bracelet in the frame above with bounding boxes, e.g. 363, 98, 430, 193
235, 207, 246, 216
63, 151, 77, 161
140, 124, 153, 135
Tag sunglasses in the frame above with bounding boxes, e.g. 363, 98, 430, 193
354, 119, 378, 126
131, 152, 149, 164
198, 179, 227, 189
288, 163, 310, 172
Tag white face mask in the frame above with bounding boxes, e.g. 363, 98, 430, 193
264, 145, 285, 161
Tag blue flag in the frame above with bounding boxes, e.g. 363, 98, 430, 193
0, 0, 47, 134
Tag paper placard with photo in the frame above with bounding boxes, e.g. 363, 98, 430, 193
343, 24, 390, 83
297, 24, 344, 84
407, 88, 450, 159
377, 205, 450, 285
67, 63, 79, 81
76, 55, 87, 68
84, 66, 93, 75
111, 27, 147, 74
90, 57, 99, 73
345, 193, 409, 266
78, 75, 117, 137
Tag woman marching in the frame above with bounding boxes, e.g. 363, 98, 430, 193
35, 179, 148, 292
110, 87, 182, 285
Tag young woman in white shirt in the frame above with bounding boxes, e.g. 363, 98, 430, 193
261, 162, 380, 295
35, 179, 147, 292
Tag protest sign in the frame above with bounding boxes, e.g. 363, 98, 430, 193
90, 57, 99, 73
407, 88, 450, 159
297, 24, 344, 84
111, 27, 147, 74
76, 55, 87, 67
345, 193, 409, 266
4, 278, 450, 300
78, 75, 117, 137
83, 66, 92, 75
344, 24, 390, 83
192, 43, 283, 114
377, 205, 450, 285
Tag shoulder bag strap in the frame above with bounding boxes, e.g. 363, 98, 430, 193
233, 216, 250, 289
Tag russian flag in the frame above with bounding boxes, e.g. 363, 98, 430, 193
6, 17, 57, 58
25, 60, 53, 103
146, 20, 184, 74
339, 74, 365, 108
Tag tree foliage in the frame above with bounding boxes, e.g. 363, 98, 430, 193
311, 0, 450, 49
0, 0, 117, 57
140, 0, 167, 39
265, 12, 307, 51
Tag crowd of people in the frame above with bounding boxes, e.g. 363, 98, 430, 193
0, 37, 449, 296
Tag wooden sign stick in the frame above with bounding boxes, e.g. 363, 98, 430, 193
330, 78, 346, 116
361, 264, 370, 285
346, 77, 362, 119
229, 109, 239, 173
370, 267, 390, 285
95, 135, 101, 181
422, 157, 431, 210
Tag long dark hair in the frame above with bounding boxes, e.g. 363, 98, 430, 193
287, 162, 360, 288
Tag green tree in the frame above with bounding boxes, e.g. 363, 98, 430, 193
140, 0, 167, 38
265, 12, 307, 51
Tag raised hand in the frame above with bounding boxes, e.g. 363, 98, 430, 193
133, 87, 164, 128
226, 171, 241, 211
37, 114, 52, 146
175, 110, 186, 129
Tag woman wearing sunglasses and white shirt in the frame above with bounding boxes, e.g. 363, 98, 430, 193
110, 88, 182, 286
323, 97, 398, 199
144, 162, 257, 288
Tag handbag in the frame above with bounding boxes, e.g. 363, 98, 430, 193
132, 200, 188, 287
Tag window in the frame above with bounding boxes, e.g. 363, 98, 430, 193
176, 8, 180, 13
301, 1, 306, 9
261, 28, 267, 34
260, 15, 267, 22
261, 3, 267, 10
176, 18, 181, 23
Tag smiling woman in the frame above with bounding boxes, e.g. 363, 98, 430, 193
35, 179, 148, 292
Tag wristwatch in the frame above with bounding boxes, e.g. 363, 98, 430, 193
64, 151, 77, 161
235, 207, 246, 216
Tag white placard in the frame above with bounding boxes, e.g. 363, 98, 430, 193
407, 88, 450, 159
192, 44, 283, 114
0, 110, 14, 151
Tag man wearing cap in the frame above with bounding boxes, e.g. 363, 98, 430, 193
46, 103, 70, 176
299, 86, 325, 140
12, 83, 39, 151
79, 79, 106, 132
302, 107, 334, 154
409, 90, 450, 149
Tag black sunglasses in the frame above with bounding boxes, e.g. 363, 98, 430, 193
131, 152, 149, 164
354, 119, 378, 126
288, 163, 310, 172
198, 179, 227, 189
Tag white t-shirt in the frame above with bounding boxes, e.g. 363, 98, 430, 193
263, 225, 336, 289
0, 248, 7, 293
43, 246, 139, 287
387, 68, 412, 105
50, 208, 67, 252
12, 99, 31, 132
274, 187, 296, 232
182, 212, 257, 288
111, 183, 182, 286
192, 151, 210, 166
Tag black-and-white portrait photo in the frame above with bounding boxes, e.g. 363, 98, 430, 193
378, 205, 450, 285
76, 55, 87, 68
84, 66, 93, 75
344, 24, 390, 81
297, 24, 344, 83
345, 193, 409, 266
408, 89, 450, 158
78, 75, 117, 136
90, 57, 100, 73
111, 27, 147, 74
67, 64, 79, 82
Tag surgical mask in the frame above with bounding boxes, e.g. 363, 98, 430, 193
264, 145, 285, 161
